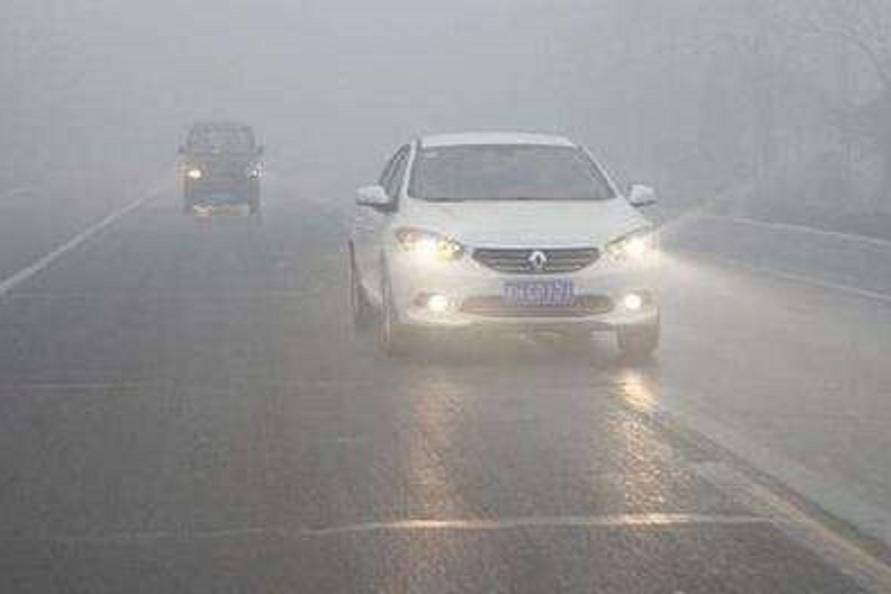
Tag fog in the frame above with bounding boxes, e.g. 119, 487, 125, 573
5, 3, 891, 590
2, 0, 890, 219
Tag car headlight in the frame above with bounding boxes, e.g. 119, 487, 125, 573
186, 168, 203, 180
246, 164, 263, 179
606, 229, 656, 262
395, 228, 464, 262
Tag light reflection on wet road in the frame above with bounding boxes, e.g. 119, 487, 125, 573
0, 182, 886, 592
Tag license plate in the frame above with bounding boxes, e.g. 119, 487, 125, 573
503, 279, 575, 307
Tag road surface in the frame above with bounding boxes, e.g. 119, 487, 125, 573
0, 177, 889, 592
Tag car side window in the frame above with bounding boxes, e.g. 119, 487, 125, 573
385, 145, 410, 199
378, 152, 400, 188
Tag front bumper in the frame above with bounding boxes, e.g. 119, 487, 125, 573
388, 250, 658, 334
185, 178, 258, 204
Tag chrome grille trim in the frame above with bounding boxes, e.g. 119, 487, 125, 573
472, 247, 600, 274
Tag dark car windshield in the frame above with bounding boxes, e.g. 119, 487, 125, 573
408, 145, 615, 201
187, 127, 255, 153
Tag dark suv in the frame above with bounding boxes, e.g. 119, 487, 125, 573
179, 122, 263, 214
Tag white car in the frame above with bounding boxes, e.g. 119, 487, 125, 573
349, 132, 660, 359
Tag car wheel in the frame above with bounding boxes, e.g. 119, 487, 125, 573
348, 246, 372, 331
616, 316, 660, 362
249, 196, 261, 215
379, 275, 414, 357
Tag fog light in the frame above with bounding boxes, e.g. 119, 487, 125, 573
426, 294, 450, 313
622, 293, 644, 311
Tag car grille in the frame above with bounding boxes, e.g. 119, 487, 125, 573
472, 247, 600, 274
196, 161, 246, 181
461, 295, 614, 318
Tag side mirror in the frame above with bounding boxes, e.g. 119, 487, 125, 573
628, 184, 657, 208
356, 185, 393, 209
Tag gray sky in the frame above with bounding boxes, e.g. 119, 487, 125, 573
3, 0, 617, 191
5, 0, 878, 205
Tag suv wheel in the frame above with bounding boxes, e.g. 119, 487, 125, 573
616, 317, 660, 362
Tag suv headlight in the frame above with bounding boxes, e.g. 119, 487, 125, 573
606, 229, 656, 262
186, 167, 203, 180
395, 228, 464, 262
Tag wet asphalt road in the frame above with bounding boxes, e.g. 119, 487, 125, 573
0, 182, 885, 592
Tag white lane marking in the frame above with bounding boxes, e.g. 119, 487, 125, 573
0, 381, 163, 393
0, 186, 37, 201
300, 513, 772, 536
693, 462, 891, 593
5, 288, 311, 301
0, 379, 381, 398
706, 254, 891, 305
2, 513, 773, 544
0, 194, 153, 299
698, 213, 891, 251
621, 386, 891, 548
0, 186, 39, 211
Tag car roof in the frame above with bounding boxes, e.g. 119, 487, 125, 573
419, 132, 576, 149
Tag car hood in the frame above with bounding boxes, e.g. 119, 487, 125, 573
400, 198, 650, 248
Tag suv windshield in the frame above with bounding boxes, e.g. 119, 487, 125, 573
187, 126, 255, 153
408, 145, 615, 201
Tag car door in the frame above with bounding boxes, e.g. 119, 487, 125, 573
354, 145, 409, 303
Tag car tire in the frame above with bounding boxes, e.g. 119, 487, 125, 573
616, 316, 660, 362
379, 274, 414, 357
348, 245, 372, 331
249, 196, 261, 215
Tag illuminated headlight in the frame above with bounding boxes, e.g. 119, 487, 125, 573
622, 293, 645, 311
427, 294, 450, 313
395, 228, 464, 262
246, 164, 263, 179
186, 168, 203, 180
606, 229, 656, 262
414, 293, 452, 313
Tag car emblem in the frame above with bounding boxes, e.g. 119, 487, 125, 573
528, 250, 548, 271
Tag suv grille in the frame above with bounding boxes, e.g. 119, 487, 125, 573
461, 295, 614, 318
472, 248, 600, 274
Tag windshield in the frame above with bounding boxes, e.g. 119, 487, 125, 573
408, 145, 615, 201
187, 127, 255, 153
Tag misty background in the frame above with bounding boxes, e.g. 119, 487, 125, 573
2, 0, 890, 231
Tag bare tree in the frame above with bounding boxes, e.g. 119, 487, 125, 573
793, 0, 891, 208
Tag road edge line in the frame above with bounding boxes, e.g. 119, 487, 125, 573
698, 213, 891, 250
624, 387, 891, 586
0, 193, 155, 298
692, 461, 891, 593
619, 384, 891, 590
651, 393, 891, 545
692, 252, 891, 305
